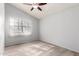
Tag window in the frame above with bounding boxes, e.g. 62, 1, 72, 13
9, 17, 32, 36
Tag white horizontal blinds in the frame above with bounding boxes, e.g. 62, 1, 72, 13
9, 17, 32, 36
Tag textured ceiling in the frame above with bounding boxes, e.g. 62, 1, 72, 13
11, 3, 79, 19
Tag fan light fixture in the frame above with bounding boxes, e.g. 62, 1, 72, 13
32, 3, 38, 8
23, 3, 47, 11
32, 5, 38, 8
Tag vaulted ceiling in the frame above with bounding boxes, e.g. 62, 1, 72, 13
11, 3, 79, 19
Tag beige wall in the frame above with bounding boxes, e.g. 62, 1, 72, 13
5, 4, 39, 46
0, 3, 4, 55
40, 5, 79, 52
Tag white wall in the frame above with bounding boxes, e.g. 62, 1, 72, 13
5, 4, 39, 46
40, 6, 79, 52
0, 3, 4, 55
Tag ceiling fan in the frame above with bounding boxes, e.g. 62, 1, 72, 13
23, 3, 47, 11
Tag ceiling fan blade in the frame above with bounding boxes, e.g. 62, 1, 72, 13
37, 7, 42, 11
23, 3, 32, 5
31, 7, 34, 11
38, 3, 47, 6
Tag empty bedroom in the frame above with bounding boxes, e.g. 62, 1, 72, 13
4, 3, 79, 56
